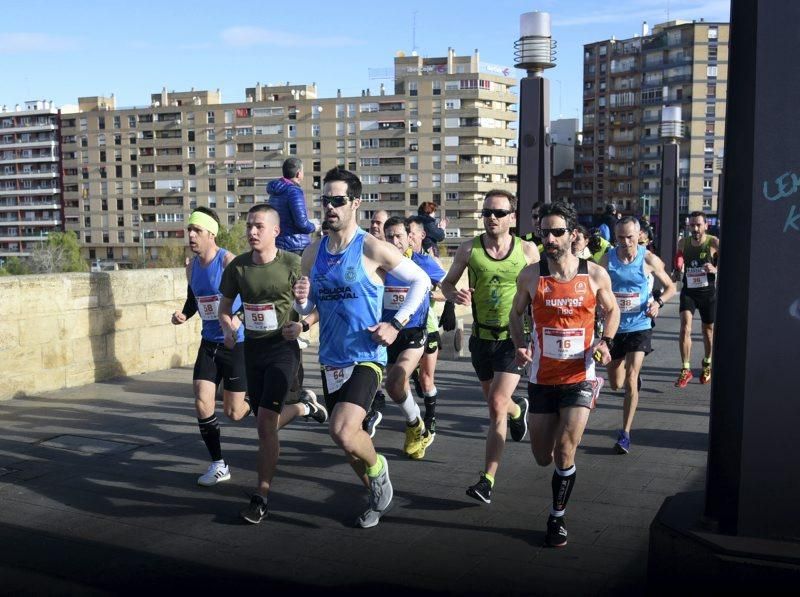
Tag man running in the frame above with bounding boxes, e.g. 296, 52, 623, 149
674, 212, 719, 386
601, 217, 675, 454
218, 204, 327, 524
441, 189, 539, 504
380, 216, 445, 460
509, 200, 620, 547
293, 167, 430, 528
171, 207, 250, 487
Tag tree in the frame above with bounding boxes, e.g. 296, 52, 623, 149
0, 257, 31, 276
155, 240, 189, 268
28, 232, 88, 274
216, 220, 248, 256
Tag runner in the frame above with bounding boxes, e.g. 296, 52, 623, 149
509, 200, 620, 547
441, 189, 539, 504
380, 216, 445, 459
218, 204, 328, 524
293, 167, 431, 528
601, 216, 676, 454
171, 207, 250, 487
674, 212, 719, 386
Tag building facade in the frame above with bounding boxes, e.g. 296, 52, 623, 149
0, 101, 62, 262
58, 49, 518, 265
577, 20, 729, 220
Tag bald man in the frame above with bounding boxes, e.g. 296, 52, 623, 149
369, 210, 389, 241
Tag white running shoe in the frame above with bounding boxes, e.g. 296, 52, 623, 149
197, 461, 230, 486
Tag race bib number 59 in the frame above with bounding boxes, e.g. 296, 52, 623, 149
243, 303, 278, 331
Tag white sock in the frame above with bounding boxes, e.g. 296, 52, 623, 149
399, 389, 421, 424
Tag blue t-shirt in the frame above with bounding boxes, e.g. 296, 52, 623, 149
382, 251, 445, 329
608, 245, 651, 333
190, 249, 243, 343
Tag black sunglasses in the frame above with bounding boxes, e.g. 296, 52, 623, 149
540, 227, 570, 238
480, 208, 513, 218
321, 195, 354, 208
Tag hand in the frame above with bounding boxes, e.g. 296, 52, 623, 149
452, 287, 474, 307
592, 341, 612, 365
514, 346, 532, 367
171, 311, 186, 325
368, 322, 399, 347
439, 217, 449, 229
293, 276, 310, 302
439, 300, 456, 331
704, 263, 717, 274
223, 327, 237, 350
282, 321, 302, 341
646, 301, 660, 319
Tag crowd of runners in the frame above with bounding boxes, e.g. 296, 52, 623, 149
172, 159, 719, 547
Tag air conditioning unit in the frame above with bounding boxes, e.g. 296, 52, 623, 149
409, 144, 418, 151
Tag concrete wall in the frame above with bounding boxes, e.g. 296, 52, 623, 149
0, 257, 471, 401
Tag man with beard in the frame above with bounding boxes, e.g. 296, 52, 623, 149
509, 200, 619, 547
293, 167, 430, 528
441, 189, 540, 504
674, 212, 719, 387
171, 207, 250, 487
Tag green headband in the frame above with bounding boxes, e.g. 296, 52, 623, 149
187, 211, 219, 236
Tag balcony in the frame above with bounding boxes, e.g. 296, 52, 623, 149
0, 187, 59, 196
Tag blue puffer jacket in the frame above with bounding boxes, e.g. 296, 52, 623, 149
267, 178, 315, 253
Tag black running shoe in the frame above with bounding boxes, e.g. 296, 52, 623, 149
240, 495, 268, 524
466, 474, 492, 504
508, 397, 529, 442
545, 515, 568, 547
423, 414, 437, 438
362, 410, 383, 439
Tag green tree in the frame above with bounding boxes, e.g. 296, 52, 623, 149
155, 240, 189, 268
216, 220, 248, 256
0, 257, 31, 276
29, 232, 88, 274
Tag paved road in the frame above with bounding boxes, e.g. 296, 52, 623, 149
0, 301, 712, 595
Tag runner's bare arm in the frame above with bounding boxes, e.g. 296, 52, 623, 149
589, 262, 620, 365
218, 296, 241, 349
510, 266, 537, 366
645, 252, 677, 318
293, 239, 321, 314
520, 239, 541, 265
441, 240, 473, 305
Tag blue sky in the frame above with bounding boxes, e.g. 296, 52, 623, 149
1, 0, 730, 122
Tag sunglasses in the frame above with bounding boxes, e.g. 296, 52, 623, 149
321, 195, 354, 208
480, 208, 513, 218
540, 227, 570, 238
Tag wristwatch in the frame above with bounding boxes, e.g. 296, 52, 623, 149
389, 317, 404, 331
301, 320, 310, 333
655, 297, 665, 308
601, 336, 615, 351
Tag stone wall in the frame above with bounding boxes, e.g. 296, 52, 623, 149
0, 258, 471, 401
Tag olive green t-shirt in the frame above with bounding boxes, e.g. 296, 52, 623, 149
219, 250, 300, 340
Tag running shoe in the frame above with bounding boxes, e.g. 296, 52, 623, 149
589, 377, 605, 410
362, 409, 382, 438
403, 418, 428, 457
197, 461, 230, 486
357, 455, 393, 528
409, 430, 433, 460
614, 430, 631, 454
298, 389, 328, 424
545, 515, 568, 547
675, 368, 693, 388
240, 495, 268, 524
423, 414, 437, 442
700, 363, 712, 384
466, 474, 492, 504
508, 397, 529, 441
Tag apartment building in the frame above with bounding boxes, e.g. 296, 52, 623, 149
577, 20, 729, 220
0, 100, 62, 262
59, 49, 518, 265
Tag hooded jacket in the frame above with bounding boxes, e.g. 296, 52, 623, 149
267, 177, 315, 253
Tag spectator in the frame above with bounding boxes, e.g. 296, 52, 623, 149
597, 204, 618, 242
369, 210, 389, 241
267, 158, 318, 255
417, 202, 447, 256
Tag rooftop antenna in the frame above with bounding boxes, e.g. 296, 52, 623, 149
666, 0, 671, 22
412, 10, 418, 53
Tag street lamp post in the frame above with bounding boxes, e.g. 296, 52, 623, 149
657, 106, 683, 267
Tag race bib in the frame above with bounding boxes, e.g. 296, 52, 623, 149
243, 303, 278, 331
686, 267, 709, 289
324, 365, 355, 393
543, 327, 585, 361
383, 286, 408, 310
196, 295, 220, 321
614, 292, 640, 313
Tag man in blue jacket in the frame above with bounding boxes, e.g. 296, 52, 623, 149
268, 158, 319, 255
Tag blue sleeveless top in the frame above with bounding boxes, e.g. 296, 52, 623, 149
382, 251, 444, 329
190, 249, 244, 343
608, 245, 651, 333
310, 228, 386, 367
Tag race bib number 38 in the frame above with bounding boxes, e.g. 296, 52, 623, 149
686, 267, 709, 289
243, 303, 278, 331
543, 327, 585, 360
196, 295, 220, 321
614, 292, 640, 313
324, 365, 355, 393
383, 286, 408, 311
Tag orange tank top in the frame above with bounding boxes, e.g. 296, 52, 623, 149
530, 259, 597, 385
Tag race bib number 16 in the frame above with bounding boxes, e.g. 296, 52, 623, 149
543, 327, 585, 360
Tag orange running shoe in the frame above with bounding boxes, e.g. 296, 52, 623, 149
675, 368, 693, 388
700, 363, 712, 384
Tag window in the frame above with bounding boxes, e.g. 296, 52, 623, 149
444, 173, 459, 184
703, 178, 713, 189
347, 123, 356, 135
432, 174, 441, 187
708, 26, 718, 39
207, 111, 216, 124
432, 118, 441, 133
208, 146, 216, 157
312, 124, 320, 137
335, 104, 345, 118
113, 116, 121, 129
336, 123, 345, 137
707, 66, 718, 78
432, 80, 442, 95
312, 105, 322, 119
408, 81, 418, 96
444, 136, 459, 147
347, 104, 356, 117
705, 141, 714, 153
445, 98, 461, 110
224, 110, 234, 124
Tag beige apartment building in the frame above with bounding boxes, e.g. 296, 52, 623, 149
59, 49, 518, 265
577, 20, 729, 221
0, 100, 62, 262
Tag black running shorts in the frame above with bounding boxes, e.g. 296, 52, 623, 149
193, 339, 247, 393
610, 328, 653, 361
424, 331, 441, 355
469, 336, 523, 382
387, 327, 427, 364
679, 289, 716, 324
321, 362, 382, 414
244, 336, 301, 415
528, 381, 594, 414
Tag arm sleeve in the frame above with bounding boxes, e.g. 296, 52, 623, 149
388, 259, 431, 324
288, 186, 316, 234
181, 285, 198, 319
